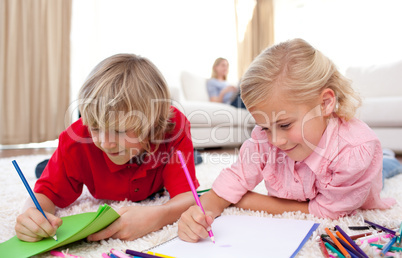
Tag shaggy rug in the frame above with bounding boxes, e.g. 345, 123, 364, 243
0, 153, 401, 258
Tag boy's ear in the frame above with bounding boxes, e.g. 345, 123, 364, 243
320, 88, 336, 116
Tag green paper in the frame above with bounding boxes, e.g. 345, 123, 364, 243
0, 204, 120, 258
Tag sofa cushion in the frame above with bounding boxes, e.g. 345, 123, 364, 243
358, 97, 402, 127
180, 71, 209, 102
345, 60, 402, 98
174, 100, 255, 128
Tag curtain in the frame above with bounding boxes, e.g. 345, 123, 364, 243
235, 0, 274, 79
0, 0, 72, 144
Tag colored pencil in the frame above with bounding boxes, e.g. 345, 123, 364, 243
364, 220, 396, 235
337, 237, 366, 258
335, 225, 368, 258
350, 232, 373, 240
111, 249, 132, 258
348, 226, 374, 230
177, 150, 215, 243
370, 243, 402, 252
336, 231, 354, 249
146, 251, 175, 258
12, 160, 58, 241
125, 249, 160, 258
397, 221, 402, 246
325, 227, 351, 258
380, 236, 397, 257
319, 237, 330, 258
325, 242, 346, 258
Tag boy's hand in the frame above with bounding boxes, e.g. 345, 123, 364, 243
177, 205, 214, 243
15, 207, 62, 242
87, 205, 162, 241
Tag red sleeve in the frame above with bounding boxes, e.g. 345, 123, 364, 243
34, 122, 85, 208
162, 107, 199, 198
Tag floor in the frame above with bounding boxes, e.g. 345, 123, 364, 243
0, 146, 401, 163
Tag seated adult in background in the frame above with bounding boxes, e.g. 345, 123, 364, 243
206, 57, 246, 109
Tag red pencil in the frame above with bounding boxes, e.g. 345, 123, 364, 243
319, 237, 330, 258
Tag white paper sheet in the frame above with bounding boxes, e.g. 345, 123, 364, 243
151, 215, 319, 258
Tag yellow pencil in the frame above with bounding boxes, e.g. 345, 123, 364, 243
146, 251, 176, 258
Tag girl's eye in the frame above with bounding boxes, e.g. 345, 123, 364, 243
280, 123, 291, 129
90, 128, 99, 132
115, 130, 126, 134
260, 127, 270, 132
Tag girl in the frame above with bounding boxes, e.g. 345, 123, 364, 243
15, 54, 199, 242
178, 38, 396, 243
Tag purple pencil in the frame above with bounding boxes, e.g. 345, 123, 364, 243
364, 220, 396, 235
335, 225, 368, 258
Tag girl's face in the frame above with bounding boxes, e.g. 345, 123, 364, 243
90, 128, 144, 165
215, 60, 229, 79
250, 92, 330, 162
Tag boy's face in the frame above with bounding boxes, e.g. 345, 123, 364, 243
250, 94, 328, 162
90, 128, 144, 165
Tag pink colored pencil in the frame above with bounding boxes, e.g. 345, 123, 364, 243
177, 150, 215, 243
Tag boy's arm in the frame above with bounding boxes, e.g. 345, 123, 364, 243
233, 191, 309, 214
178, 190, 231, 242
87, 191, 196, 241
21, 193, 56, 214
16, 193, 62, 242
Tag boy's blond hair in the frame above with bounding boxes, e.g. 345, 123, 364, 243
241, 38, 361, 121
78, 54, 173, 153
211, 57, 228, 80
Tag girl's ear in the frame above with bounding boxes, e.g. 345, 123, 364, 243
321, 88, 336, 116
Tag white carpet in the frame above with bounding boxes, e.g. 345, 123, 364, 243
1, 154, 401, 258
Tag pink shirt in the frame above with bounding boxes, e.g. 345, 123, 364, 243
213, 116, 395, 219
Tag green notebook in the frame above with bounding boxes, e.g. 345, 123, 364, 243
0, 204, 120, 258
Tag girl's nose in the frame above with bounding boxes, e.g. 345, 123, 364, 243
270, 131, 287, 148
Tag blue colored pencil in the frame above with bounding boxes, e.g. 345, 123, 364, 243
12, 160, 57, 241
380, 236, 397, 257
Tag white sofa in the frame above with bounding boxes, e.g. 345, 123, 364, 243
170, 71, 255, 149
345, 60, 402, 153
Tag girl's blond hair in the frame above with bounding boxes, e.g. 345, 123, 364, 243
241, 38, 361, 121
78, 53, 173, 153
211, 57, 228, 80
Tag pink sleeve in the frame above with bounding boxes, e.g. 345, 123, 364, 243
309, 140, 386, 219
212, 128, 266, 204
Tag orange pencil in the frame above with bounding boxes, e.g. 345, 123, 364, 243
325, 227, 351, 258
336, 231, 355, 249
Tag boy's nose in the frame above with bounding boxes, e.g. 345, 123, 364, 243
99, 132, 118, 149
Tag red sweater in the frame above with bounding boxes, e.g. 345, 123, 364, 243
34, 107, 199, 208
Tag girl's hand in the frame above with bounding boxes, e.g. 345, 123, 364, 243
177, 205, 214, 243
87, 205, 163, 241
15, 207, 62, 242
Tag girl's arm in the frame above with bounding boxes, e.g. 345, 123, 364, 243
178, 190, 231, 242
87, 191, 197, 241
233, 191, 309, 214
15, 193, 62, 242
